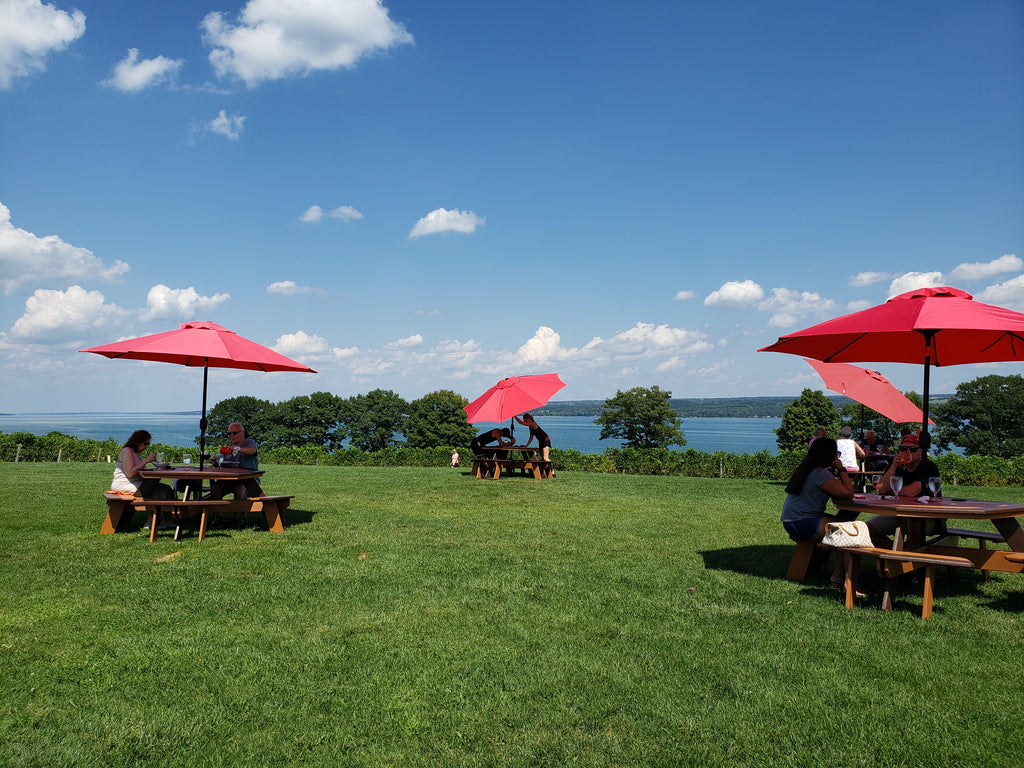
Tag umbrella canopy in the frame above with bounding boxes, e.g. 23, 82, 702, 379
760, 286, 1024, 445
804, 359, 934, 426
464, 373, 566, 424
80, 321, 316, 468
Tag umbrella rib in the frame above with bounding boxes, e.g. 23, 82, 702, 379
822, 334, 868, 362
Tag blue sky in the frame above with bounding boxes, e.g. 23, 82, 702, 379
2, 0, 1022, 414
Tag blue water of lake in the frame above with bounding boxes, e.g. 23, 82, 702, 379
0, 413, 783, 455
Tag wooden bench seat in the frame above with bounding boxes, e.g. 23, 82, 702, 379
942, 528, 1004, 543
102, 493, 293, 539
829, 545, 973, 618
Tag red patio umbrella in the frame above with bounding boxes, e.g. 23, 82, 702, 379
804, 359, 934, 426
80, 321, 316, 468
760, 287, 1024, 446
464, 373, 566, 424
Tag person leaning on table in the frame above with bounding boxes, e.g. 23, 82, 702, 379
110, 430, 175, 530
209, 422, 262, 499
781, 437, 856, 587
867, 432, 940, 543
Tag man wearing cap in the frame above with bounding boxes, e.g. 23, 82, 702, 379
868, 433, 941, 542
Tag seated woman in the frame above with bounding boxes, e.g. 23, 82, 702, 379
781, 437, 857, 590
110, 430, 176, 530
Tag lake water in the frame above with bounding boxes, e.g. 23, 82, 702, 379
0, 412, 783, 455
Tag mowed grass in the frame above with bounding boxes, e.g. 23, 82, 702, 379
2, 463, 1024, 767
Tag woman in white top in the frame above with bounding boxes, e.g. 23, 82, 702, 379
111, 429, 175, 506
836, 426, 865, 472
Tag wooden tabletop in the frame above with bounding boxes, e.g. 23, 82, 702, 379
139, 467, 264, 481
834, 494, 1024, 520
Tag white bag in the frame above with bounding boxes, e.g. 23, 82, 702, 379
820, 520, 873, 548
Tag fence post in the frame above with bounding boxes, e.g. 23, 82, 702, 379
15, 444, 22, 462
56, 447, 63, 463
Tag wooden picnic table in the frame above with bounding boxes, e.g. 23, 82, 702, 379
471, 445, 553, 479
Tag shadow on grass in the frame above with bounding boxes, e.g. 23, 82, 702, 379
699, 544, 796, 581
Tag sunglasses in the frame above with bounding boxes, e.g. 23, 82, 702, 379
899, 445, 920, 453
228, 430, 241, 435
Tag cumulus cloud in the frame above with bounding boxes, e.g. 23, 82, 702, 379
267, 280, 321, 295
140, 284, 231, 320
0, 0, 86, 89
947, 254, 1022, 283
273, 329, 330, 356
0, 202, 129, 295
102, 48, 183, 92
758, 288, 838, 328
409, 208, 484, 238
849, 271, 892, 288
977, 275, 1024, 311
703, 279, 764, 308
201, 0, 413, 87
207, 109, 245, 140
673, 290, 695, 301
386, 334, 422, 349
300, 204, 363, 223
10, 285, 128, 339
887, 271, 943, 298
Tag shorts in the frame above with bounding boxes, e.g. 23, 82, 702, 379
783, 516, 821, 542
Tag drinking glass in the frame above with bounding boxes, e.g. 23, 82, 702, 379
871, 474, 882, 493
156, 452, 164, 463
182, 453, 192, 466
928, 476, 942, 497
889, 475, 903, 496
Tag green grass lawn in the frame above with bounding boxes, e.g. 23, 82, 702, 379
2, 463, 1023, 767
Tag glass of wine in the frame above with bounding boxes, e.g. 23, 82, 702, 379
871, 474, 882, 494
928, 476, 942, 497
182, 453, 192, 466
889, 474, 903, 497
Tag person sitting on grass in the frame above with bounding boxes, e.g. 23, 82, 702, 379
781, 437, 858, 592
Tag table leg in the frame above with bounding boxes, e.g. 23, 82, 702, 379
992, 517, 1024, 551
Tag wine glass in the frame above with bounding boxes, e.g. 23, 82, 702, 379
889, 475, 903, 497
182, 453, 192, 466
928, 476, 942, 497
871, 474, 882, 494
156, 452, 164, 464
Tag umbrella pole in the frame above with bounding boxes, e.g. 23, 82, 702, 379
199, 360, 209, 471
920, 332, 933, 450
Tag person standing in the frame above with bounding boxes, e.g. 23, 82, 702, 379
515, 413, 554, 475
837, 425, 865, 472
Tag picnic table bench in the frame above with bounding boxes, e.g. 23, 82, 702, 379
470, 445, 554, 480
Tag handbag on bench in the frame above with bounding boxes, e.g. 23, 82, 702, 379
821, 520, 873, 548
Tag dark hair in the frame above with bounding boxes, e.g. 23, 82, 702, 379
124, 430, 152, 451
500, 428, 512, 438
784, 438, 837, 495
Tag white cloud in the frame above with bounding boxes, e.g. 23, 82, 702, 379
267, 280, 321, 295
0, 202, 129, 295
947, 254, 1022, 283
673, 290, 695, 301
300, 204, 363, 223
409, 208, 484, 238
887, 271, 943, 298
703, 279, 764, 308
201, 0, 413, 87
976, 275, 1024, 311
329, 205, 363, 221
102, 48, 183, 92
140, 284, 231, 321
10, 285, 128, 339
849, 271, 891, 288
207, 109, 246, 140
758, 287, 838, 328
0, 0, 86, 89
603, 322, 712, 357
273, 329, 330, 356
387, 334, 422, 349
515, 326, 564, 365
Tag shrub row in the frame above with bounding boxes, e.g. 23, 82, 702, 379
3, 431, 1022, 486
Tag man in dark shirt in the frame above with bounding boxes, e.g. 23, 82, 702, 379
868, 432, 940, 542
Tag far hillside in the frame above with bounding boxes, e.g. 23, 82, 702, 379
535, 395, 951, 419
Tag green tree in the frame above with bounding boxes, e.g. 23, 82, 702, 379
268, 391, 347, 449
595, 385, 686, 449
206, 395, 278, 445
933, 374, 1024, 458
775, 389, 840, 452
346, 389, 409, 452
404, 389, 476, 449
